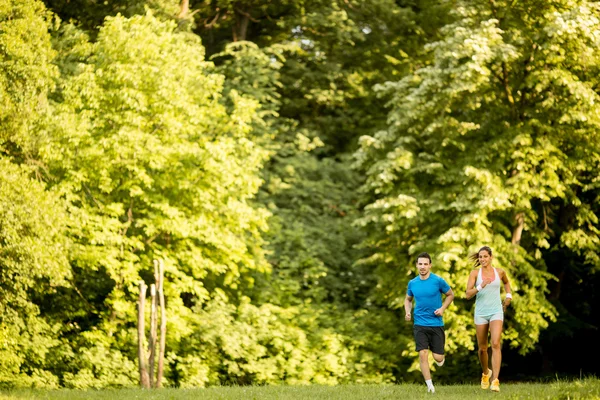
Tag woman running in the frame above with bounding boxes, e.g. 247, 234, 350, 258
465, 246, 512, 392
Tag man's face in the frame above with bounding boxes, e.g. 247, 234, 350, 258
416, 257, 431, 276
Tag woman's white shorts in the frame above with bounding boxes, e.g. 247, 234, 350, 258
474, 312, 504, 325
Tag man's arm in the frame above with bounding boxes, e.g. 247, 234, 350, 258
434, 288, 454, 316
404, 295, 413, 321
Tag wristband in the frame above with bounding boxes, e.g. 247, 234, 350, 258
476, 284, 483, 292
505, 293, 512, 299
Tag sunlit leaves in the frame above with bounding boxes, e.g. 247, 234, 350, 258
355, 0, 600, 355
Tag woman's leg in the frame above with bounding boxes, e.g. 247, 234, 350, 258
489, 319, 503, 380
475, 324, 489, 374
475, 323, 490, 373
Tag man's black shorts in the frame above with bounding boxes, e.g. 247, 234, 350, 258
414, 325, 445, 354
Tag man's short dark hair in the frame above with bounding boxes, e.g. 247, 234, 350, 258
416, 252, 432, 264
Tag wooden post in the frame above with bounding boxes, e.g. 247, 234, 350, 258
156, 259, 167, 388
139, 260, 167, 389
148, 283, 157, 387
137, 281, 150, 388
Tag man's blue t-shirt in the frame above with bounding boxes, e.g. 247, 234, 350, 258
407, 273, 451, 327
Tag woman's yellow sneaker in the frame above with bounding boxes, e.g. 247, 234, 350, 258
481, 369, 492, 389
490, 378, 500, 392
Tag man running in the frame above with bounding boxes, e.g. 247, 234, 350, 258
404, 252, 455, 393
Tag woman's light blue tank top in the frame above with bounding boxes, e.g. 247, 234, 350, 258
475, 268, 503, 316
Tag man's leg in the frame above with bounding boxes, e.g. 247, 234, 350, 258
419, 349, 435, 393
489, 319, 503, 380
431, 327, 445, 366
419, 349, 431, 380
414, 326, 435, 392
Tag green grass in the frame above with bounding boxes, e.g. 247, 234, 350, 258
1, 379, 599, 400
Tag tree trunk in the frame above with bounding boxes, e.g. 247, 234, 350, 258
511, 212, 524, 247
156, 260, 167, 388
549, 269, 566, 301
233, 10, 249, 41
137, 282, 150, 388
178, 0, 190, 19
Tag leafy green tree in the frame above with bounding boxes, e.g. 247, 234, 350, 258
4, 0, 596, 386
0, 161, 71, 388
0, 0, 57, 161
43, 12, 271, 386
42, 0, 180, 31
0, 0, 73, 388
206, 38, 401, 384
206, 1, 447, 383
355, 0, 600, 360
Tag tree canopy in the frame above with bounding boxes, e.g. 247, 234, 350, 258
0, 0, 598, 387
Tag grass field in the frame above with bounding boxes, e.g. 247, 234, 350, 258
1, 379, 599, 400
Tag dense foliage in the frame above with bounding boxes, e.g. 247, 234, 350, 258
0, 0, 598, 387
